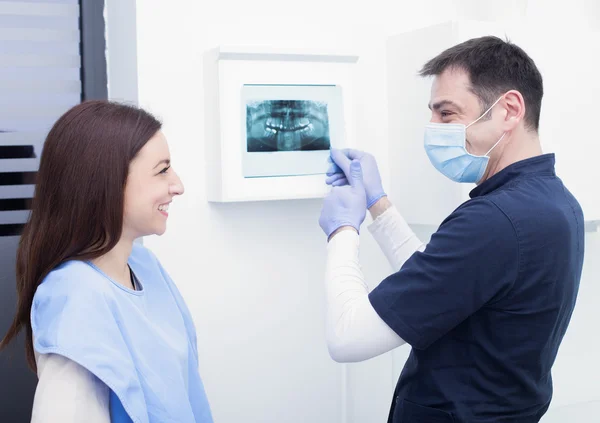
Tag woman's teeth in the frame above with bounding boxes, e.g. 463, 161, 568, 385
158, 204, 169, 212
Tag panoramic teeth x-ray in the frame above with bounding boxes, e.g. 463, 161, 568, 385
241, 84, 344, 179
246, 100, 331, 152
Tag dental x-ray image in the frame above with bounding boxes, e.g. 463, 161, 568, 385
241, 84, 344, 178
246, 100, 331, 152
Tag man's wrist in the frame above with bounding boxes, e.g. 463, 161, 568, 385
328, 226, 358, 242
368, 196, 392, 219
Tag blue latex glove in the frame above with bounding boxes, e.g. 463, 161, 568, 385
326, 148, 386, 208
319, 160, 367, 239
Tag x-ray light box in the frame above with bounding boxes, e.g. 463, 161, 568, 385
204, 46, 358, 203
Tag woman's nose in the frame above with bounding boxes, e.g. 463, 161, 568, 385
170, 172, 184, 196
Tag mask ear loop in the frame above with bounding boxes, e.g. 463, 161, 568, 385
465, 96, 505, 157
485, 132, 506, 156
465, 96, 504, 129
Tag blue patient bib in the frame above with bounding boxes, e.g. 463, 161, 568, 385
31, 244, 213, 423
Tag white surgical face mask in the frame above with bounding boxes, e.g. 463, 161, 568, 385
423, 96, 506, 184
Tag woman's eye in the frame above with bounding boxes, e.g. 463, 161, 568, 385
440, 111, 452, 118
159, 166, 170, 174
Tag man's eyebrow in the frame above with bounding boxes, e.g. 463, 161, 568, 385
428, 100, 463, 113
153, 159, 170, 169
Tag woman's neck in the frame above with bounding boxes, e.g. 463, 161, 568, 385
91, 236, 135, 289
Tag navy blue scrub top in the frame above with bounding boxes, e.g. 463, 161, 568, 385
369, 154, 585, 423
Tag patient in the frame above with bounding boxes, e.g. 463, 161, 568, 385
0, 101, 213, 423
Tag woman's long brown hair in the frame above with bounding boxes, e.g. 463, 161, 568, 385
0, 101, 161, 372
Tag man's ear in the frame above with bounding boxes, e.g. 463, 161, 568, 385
502, 90, 526, 131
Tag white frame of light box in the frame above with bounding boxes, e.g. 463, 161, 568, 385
203, 46, 359, 203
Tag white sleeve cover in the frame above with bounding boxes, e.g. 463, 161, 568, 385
367, 205, 426, 271
324, 206, 425, 362
31, 352, 110, 423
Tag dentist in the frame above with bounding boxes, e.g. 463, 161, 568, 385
318, 36, 584, 423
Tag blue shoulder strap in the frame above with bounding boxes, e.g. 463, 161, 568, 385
154, 256, 199, 359
153, 254, 214, 422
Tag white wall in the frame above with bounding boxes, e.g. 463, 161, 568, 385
105, 1, 600, 422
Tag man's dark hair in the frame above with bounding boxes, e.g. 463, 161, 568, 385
420, 36, 543, 131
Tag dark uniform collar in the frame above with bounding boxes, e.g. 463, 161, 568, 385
470, 153, 556, 198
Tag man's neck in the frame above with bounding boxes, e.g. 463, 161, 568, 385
91, 235, 134, 288
483, 129, 543, 182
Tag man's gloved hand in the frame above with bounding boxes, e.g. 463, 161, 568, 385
319, 160, 367, 239
326, 148, 386, 208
